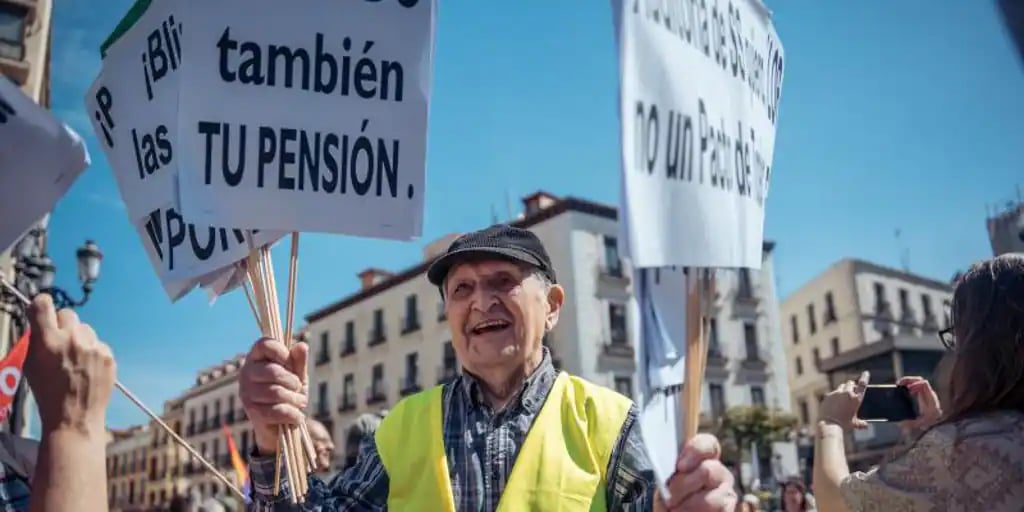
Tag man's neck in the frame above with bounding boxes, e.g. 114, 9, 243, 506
473, 349, 545, 411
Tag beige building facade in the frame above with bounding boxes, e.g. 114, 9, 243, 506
1, 0, 54, 437
782, 259, 953, 427
107, 425, 152, 512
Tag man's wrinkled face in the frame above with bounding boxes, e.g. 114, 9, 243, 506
307, 421, 335, 471
444, 259, 563, 374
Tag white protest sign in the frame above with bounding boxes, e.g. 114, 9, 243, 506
176, 0, 435, 239
84, 0, 183, 223
613, 0, 784, 269
0, 77, 91, 252
135, 201, 283, 283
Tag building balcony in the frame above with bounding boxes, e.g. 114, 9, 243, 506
225, 410, 236, 425
921, 313, 939, 333
595, 263, 630, 298
401, 315, 421, 335
602, 341, 634, 359
437, 365, 459, 385
732, 291, 760, 319
367, 328, 387, 347
340, 342, 356, 357
399, 376, 422, 397
366, 384, 388, 405
338, 395, 357, 413
706, 347, 728, 367
740, 357, 768, 372
315, 350, 330, 366
211, 416, 222, 429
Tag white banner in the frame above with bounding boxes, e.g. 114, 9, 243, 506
0, 77, 91, 252
84, 0, 184, 223
175, 0, 436, 239
614, 0, 784, 269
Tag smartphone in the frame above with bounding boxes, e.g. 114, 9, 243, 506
858, 384, 919, 422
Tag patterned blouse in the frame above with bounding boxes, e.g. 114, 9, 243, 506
840, 410, 1024, 512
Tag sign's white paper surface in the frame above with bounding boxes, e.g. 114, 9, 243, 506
0, 78, 91, 252
613, 0, 783, 269
175, 0, 436, 239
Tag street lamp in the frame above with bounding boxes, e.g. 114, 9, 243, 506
5, 230, 103, 314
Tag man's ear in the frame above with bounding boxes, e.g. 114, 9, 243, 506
545, 284, 565, 331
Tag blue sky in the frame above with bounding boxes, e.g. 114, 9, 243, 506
38, 1, 1023, 430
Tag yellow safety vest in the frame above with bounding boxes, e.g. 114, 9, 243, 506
375, 372, 634, 512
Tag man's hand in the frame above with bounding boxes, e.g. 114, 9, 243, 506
24, 294, 116, 436
656, 433, 738, 512
238, 338, 308, 454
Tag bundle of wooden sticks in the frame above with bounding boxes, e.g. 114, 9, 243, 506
243, 233, 317, 502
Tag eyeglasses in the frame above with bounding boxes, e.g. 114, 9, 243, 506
938, 327, 955, 351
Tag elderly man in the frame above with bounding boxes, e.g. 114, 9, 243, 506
240, 225, 737, 511
305, 418, 336, 476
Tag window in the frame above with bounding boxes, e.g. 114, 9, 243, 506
404, 352, 419, 386
614, 376, 633, 397
812, 347, 821, 367
342, 321, 355, 354
743, 323, 759, 360
709, 384, 726, 418
798, 399, 810, 424
873, 282, 886, 312
831, 337, 840, 356
370, 309, 386, 344
824, 292, 837, 323
317, 382, 328, 414
201, 404, 208, 430
212, 439, 220, 464
317, 332, 330, 363
708, 318, 721, 355
790, 315, 799, 344
343, 374, 355, 407
402, 295, 420, 333
943, 299, 952, 327
603, 236, 622, 276
795, 356, 803, 375
738, 269, 754, 298
899, 288, 912, 321
213, 400, 221, 426
188, 409, 195, 434
609, 303, 627, 344
0, 5, 28, 61
443, 341, 457, 370
922, 294, 934, 322
750, 386, 765, 406
371, 364, 384, 394
807, 304, 817, 334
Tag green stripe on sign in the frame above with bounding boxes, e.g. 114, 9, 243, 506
99, 0, 153, 59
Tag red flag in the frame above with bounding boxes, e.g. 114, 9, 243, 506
0, 329, 29, 422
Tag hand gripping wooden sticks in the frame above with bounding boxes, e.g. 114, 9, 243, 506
242, 233, 316, 503
0, 278, 245, 500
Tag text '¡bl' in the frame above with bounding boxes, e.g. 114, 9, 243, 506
141, 15, 183, 102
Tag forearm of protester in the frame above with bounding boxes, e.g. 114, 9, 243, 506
248, 435, 388, 511
812, 421, 851, 512
30, 428, 108, 512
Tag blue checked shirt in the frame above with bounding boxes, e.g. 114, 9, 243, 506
249, 351, 657, 511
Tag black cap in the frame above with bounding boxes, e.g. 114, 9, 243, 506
427, 224, 557, 287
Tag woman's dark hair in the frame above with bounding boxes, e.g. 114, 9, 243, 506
944, 254, 1024, 422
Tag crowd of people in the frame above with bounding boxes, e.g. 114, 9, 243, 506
0, 225, 1021, 511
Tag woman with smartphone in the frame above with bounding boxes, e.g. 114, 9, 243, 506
811, 254, 1024, 511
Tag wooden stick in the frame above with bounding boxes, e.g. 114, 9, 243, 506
0, 278, 244, 499
682, 269, 705, 442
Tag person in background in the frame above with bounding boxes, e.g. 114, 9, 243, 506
23, 293, 117, 512
777, 477, 811, 512
738, 494, 761, 511
339, 413, 382, 471
304, 418, 336, 476
240, 224, 738, 510
813, 254, 1024, 511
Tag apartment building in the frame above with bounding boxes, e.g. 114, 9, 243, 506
144, 397, 189, 508
180, 354, 254, 501
304, 191, 798, 481
987, 199, 1023, 256
781, 259, 953, 468
107, 425, 152, 512
0, 0, 54, 437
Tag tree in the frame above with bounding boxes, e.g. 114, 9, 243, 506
713, 405, 798, 469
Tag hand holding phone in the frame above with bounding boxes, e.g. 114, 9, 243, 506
857, 384, 920, 422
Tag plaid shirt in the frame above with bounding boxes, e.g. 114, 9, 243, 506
249, 351, 656, 510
